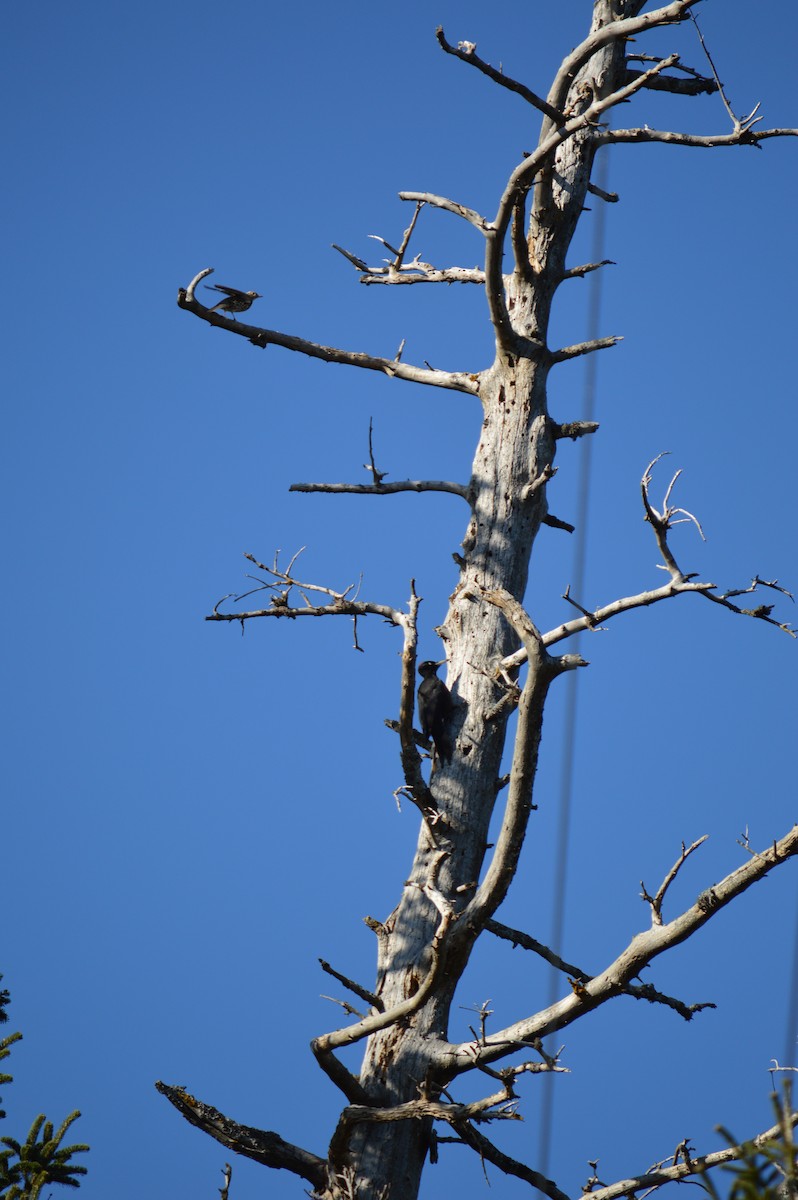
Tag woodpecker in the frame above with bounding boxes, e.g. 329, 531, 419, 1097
205, 284, 262, 319
417, 660, 453, 764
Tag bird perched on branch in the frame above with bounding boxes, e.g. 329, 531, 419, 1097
205, 283, 262, 319
417, 660, 454, 764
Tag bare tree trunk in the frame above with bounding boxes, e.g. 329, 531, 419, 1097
339, 12, 636, 1196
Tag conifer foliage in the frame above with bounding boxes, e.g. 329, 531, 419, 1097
0, 976, 88, 1200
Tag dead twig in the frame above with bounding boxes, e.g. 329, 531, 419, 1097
640, 835, 709, 926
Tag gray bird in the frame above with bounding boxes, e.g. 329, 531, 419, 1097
417, 660, 453, 764
205, 284, 262, 319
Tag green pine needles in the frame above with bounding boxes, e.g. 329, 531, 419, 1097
0, 1111, 88, 1200
0, 976, 88, 1199
700, 1085, 798, 1200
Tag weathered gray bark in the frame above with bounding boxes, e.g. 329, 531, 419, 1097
167, 3, 798, 1198
338, 7, 644, 1195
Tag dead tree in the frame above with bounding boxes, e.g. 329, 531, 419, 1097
164, 3, 797, 1197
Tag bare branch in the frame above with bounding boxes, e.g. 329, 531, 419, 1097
622, 980, 716, 1022
331, 243, 369, 271
436, 823, 798, 1075
318, 960, 383, 1013
626, 50, 716, 93
587, 1110, 798, 1200
553, 421, 600, 440
455, 1121, 571, 1200
154, 1082, 326, 1189
368, 232, 402, 258
542, 513, 575, 534
206, 600, 400, 625
362, 203, 427, 276
640, 836, 709, 926
394, 583, 437, 817
360, 265, 485, 286
398, 190, 489, 233
480, 1054, 568, 1082
587, 181, 619, 203
311, 1043, 372, 1106
488, 919, 711, 1022
183, 266, 214, 302
562, 260, 615, 281
312, 850, 456, 1059
435, 25, 567, 126
639, 456, 794, 635
177, 269, 480, 396
550, 335, 622, 363
623, 66, 716, 96
533, 572, 793, 660
450, 587, 587, 955
334, 242, 485, 286
486, 919, 591, 983
364, 415, 388, 485
703, 576, 796, 636
289, 480, 470, 500
391, 201, 424, 271
600, 125, 798, 151
688, 11, 754, 132
205, 551, 408, 628
321, 994, 365, 1019
338, 1086, 520, 1130
511, 193, 533, 285
721, 576, 794, 604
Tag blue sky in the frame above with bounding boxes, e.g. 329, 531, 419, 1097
3, 3, 796, 1198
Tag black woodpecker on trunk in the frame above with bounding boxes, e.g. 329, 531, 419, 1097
417, 660, 454, 764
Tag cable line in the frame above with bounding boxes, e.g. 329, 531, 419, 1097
537, 146, 610, 1177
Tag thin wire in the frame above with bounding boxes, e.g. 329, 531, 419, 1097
784, 894, 798, 1072
537, 147, 609, 1177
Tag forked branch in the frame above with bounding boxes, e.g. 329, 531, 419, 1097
689, 11, 762, 134
331, 202, 487, 287
641, 451, 705, 583
205, 549, 404, 630
437, 823, 798, 1075
641, 836, 709, 926
490, 457, 794, 669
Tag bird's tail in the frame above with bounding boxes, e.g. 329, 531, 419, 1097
433, 731, 454, 766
